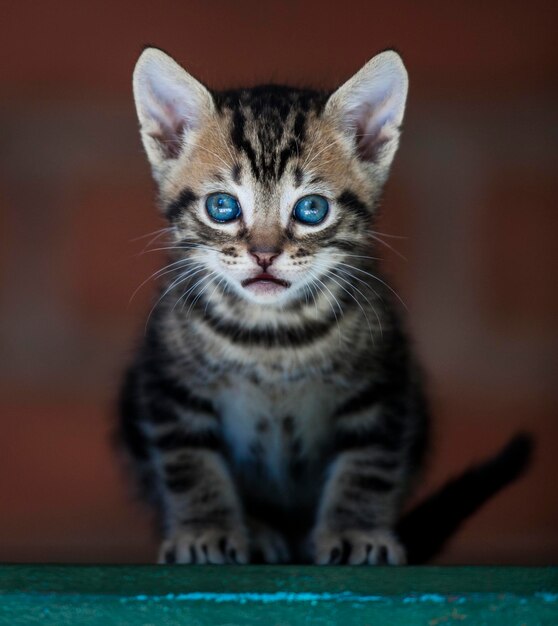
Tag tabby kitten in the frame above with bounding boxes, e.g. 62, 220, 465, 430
119, 47, 531, 565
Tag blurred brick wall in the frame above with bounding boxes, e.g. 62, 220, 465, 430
1, 0, 556, 563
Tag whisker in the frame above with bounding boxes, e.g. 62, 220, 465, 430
318, 266, 382, 341
370, 230, 407, 240
140, 228, 178, 253
174, 271, 212, 313
205, 275, 227, 315
323, 271, 374, 342
130, 226, 174, 243
129, 257, 199, 304
368, 233, 407, 261
332, 265, 384, 302
139, 243, 221, 256
303, 280, 320, 320
307, 269, 343, 345
302, 133, 348, 171
193, 140, 235, 171
212, 123, 241, 170
308, 279, 320, 319
329, 252, 382, 262
336, 261, 407, 311
186, 271, 220, 318
144, 265, 206, 332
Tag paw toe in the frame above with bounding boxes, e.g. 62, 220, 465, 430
158, 526, 248, 565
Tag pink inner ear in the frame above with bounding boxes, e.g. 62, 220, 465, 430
150, 117, 186, 160
353, 101, 396, 163
144, 81, 195, 160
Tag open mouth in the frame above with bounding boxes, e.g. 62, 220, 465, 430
241, 273, 290, 289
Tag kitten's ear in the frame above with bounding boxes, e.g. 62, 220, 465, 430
325, 51, 408, 171
133, 47, 214, 176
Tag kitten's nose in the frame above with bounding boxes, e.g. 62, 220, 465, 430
249, 246, 281, 271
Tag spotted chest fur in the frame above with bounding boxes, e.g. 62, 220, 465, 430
216, 375, 339, 501
119, 46, 430, 566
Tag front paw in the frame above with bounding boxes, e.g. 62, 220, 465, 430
158, 526, 249, 565
312, 527, 406, 565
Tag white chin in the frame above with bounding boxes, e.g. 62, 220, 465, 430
243, 281, 289, 301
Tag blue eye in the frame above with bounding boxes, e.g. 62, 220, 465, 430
206, 193, 241, 222
293, 195, 329, 225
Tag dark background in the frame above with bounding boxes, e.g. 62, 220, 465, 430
1, 0, 557, 564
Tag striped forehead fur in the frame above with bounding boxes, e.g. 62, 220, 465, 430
159, 86, 377, 224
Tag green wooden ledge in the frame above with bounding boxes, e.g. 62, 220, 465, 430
1, 565, 557, 625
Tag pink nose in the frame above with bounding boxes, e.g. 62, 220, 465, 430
249, 247, 281, 271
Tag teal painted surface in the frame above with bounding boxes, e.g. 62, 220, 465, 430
0, 566, 557, 625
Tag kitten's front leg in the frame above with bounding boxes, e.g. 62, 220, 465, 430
157, 448, 249, 564
312, 442, 407, 565
127, 367, 249, 565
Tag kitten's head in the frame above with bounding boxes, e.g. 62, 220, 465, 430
133, 48, 407, 308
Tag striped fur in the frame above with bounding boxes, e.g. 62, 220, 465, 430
119, 48, 459, 565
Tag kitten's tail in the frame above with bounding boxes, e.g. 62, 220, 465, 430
397, 432, 534, 564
